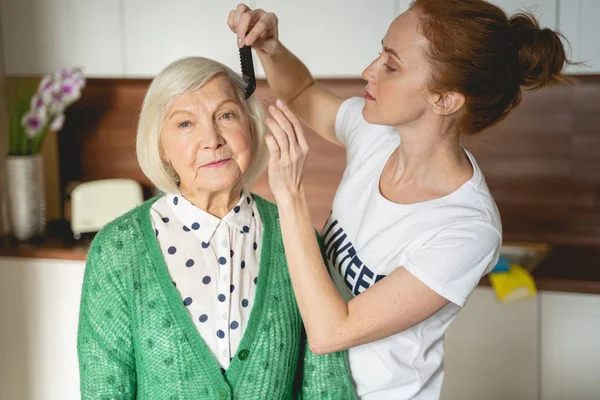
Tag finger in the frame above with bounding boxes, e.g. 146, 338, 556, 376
232, 4, 251, 36
266, 114, 290, 157
237, 12, 254, 46
259, 29, 273, 39
244, 13, 274, 46
234, 3, 250, 25
275, 99, 309, 150
266, 114, 290, 158
227, 10, 236, 33
268, 103, 297, 150
265, 133, 281, 161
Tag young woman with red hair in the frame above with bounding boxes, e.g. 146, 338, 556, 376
228, 1, 570, 398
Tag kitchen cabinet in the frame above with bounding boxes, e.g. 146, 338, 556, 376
442, 287, 539, 400
0, 0, 123, 77
489, 0, 558, 29
0, 257, 85, 400
396, 0, 412, 15
5, 0, 592, 78
540, 291, 600, 400
254, 0, 396, 78
558, 0, 600, 74
442, 288, 600, 400
398, 1, 557, 29
122, 0, 253, 77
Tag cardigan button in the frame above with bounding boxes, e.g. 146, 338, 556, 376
238, 349, 250, 361
218, 388, 228, 400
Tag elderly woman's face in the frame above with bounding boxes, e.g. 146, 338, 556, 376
161, 75, 252, 194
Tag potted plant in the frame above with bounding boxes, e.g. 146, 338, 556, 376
5, 67, 85, 240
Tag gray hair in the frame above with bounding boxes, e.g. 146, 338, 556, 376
136, 56, 268, 194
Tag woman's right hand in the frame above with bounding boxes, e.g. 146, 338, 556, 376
227, 4, 279, 54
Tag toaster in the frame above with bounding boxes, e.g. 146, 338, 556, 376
70, 179, 144, 239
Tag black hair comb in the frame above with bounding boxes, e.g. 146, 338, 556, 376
239, 45, 256, 99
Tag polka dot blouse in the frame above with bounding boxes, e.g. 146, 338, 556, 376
150, 189, 261, 369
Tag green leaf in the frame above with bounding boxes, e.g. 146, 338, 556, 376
5, 79, 38, 156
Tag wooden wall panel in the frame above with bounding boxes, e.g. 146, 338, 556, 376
53, 76, 600, 245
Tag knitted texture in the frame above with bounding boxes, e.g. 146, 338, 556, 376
77, 194, 356, 400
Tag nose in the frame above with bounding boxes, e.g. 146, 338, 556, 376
198, 123, 224, 150
362, 56, 379, 83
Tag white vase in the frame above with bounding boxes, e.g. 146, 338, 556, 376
5, 154, 46, 240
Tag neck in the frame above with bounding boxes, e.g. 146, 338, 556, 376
389, 120, 470, 188
180, 185, 243, 219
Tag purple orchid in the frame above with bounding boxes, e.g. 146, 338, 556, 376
49, 113, 65, 131
19, 66, 86, 147
30, 94, 45, 111
39, 75, 55, 92
21, 109, 47, 138
58, 68, 73, 80
60, 78, 83, 104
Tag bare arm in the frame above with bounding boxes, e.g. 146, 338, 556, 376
279, 193, 449, 354
263, 101, 450, 354
228, 4, 344, 147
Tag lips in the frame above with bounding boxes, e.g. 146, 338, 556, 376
202, 158, 231, 168
365, 90, 376, 101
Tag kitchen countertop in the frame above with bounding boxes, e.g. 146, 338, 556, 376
0, 221, 89, 261
480, 246, 600, 295
1, 227, 600, 295
0, 235, 88, 261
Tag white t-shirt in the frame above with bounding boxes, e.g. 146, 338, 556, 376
323, 97, 502, 399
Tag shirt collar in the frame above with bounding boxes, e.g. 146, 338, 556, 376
166, 189, 254, 243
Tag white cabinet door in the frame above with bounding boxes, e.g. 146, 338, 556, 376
540, 291, 600, 400
558, 0, 600, 74
442, 287, 539, 400
398, 1, 557, 29
397, 0, 557, 28
122, 0, 252, 77
396, 1, 412, 15
0, 0, 123, 77
488, 0, 558, 29
0, 257, 85, 400
255, 0, 396, 78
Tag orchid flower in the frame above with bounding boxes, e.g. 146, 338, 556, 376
22, 67, 86, 139
11, 66, 86, 155
21, 108, 47, 138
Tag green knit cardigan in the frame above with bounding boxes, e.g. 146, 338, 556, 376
77, 194, 356, 400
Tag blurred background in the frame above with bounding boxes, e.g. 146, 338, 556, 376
0, 1, 599, 399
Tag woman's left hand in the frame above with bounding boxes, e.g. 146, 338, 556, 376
264, 100, 310, 204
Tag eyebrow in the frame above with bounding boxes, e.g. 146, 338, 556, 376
168, 110, 192, 120
168, 98, 239, 120
381, 40, 402, 63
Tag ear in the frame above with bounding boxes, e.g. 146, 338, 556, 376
429, 92, 465, 116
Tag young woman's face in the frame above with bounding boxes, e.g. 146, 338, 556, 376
160, 75, 253, 195
361, 9, 436, 128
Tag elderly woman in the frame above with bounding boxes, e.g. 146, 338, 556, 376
77, 57, 355, 399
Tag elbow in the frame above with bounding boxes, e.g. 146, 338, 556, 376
308, 342, 332, 355
307, 334, 345, 355
308, 339, 329, 355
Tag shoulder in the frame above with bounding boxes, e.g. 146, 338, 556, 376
335, 96, 370, 135
338, 96, 365, 116
434, 220, 502, 246
251, 193, 278, 220
87, 197, 156, 264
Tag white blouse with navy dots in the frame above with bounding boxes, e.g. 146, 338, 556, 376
150, 189, 261, 369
